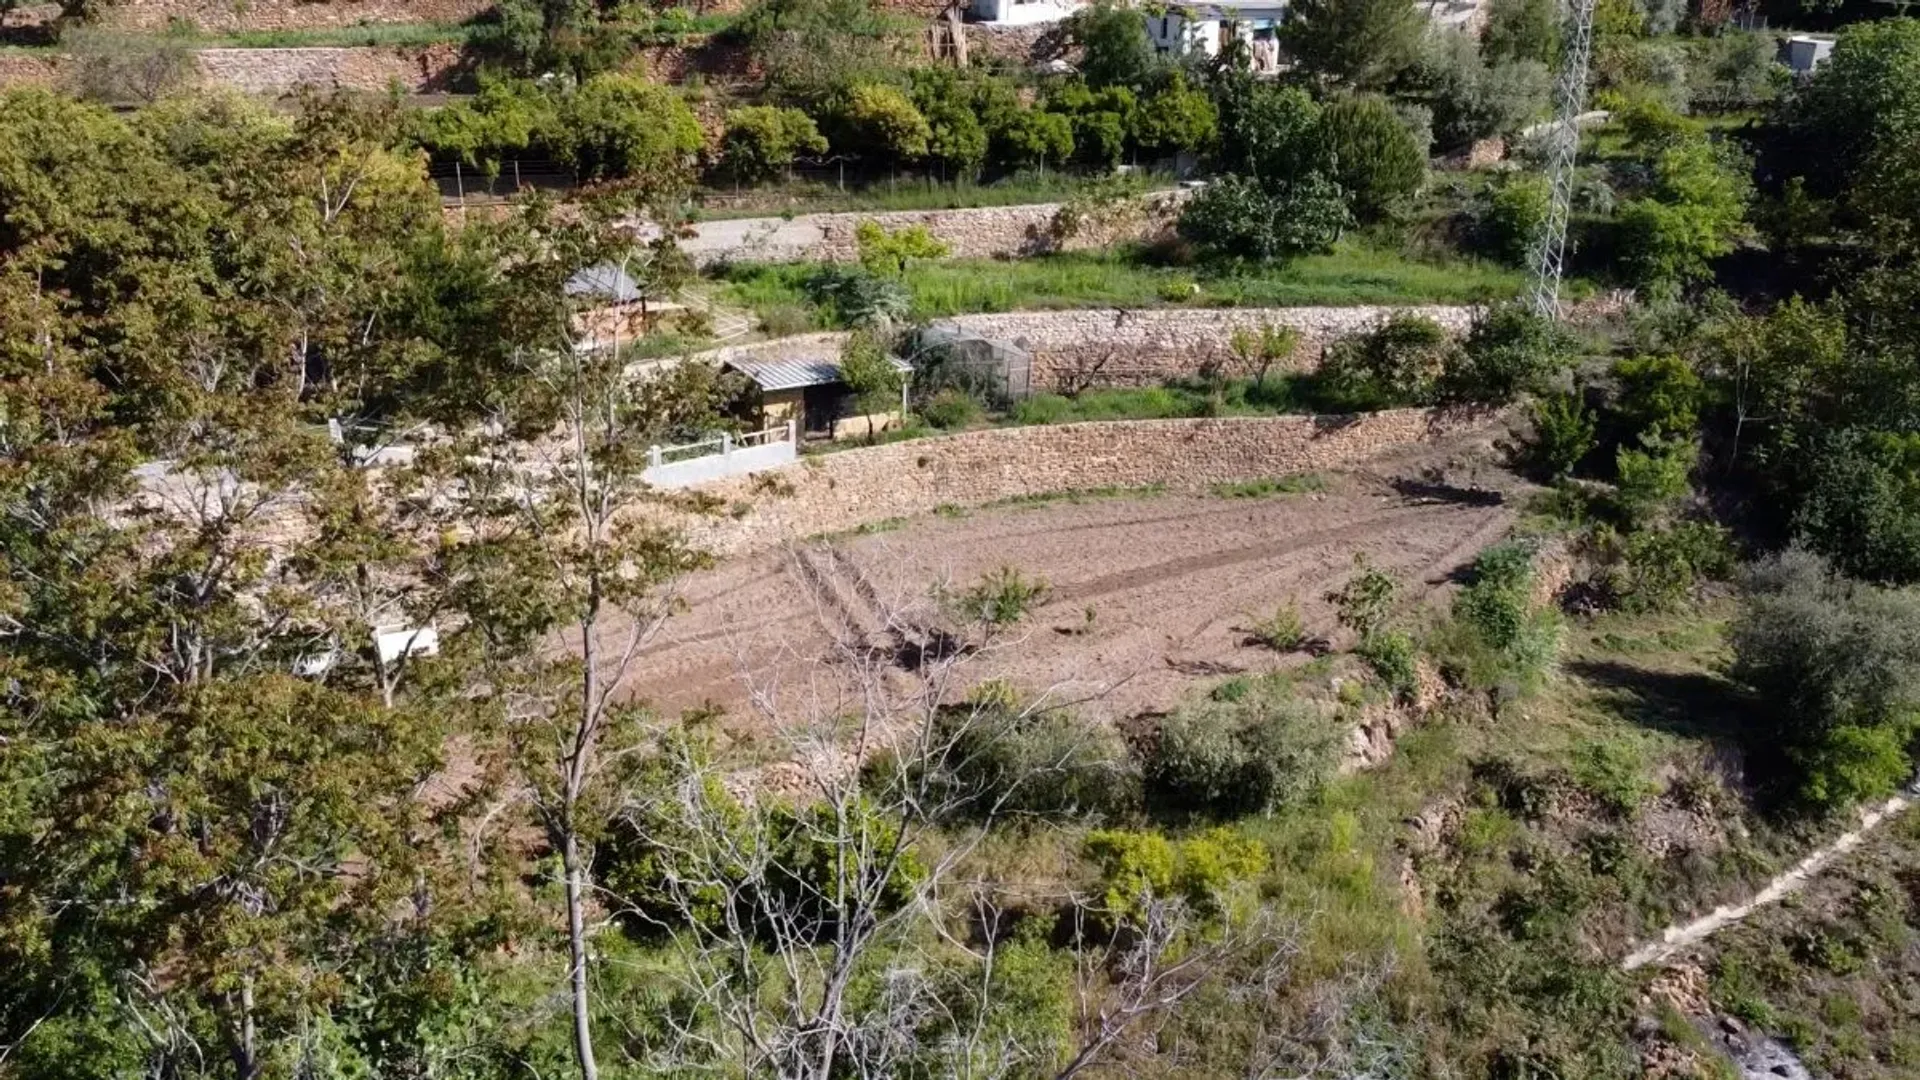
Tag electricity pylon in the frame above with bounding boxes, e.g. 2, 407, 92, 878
1527, 0, 1599, 319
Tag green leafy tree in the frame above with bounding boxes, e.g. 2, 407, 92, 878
1064, 0, 1158, 88
838, 328, 907, 440
1280, 0, 1424, 90
1317, 95, 1426, 221
1134, 70, 1218, 158
1732, 550, 1920, 809
412, 79, 562, 175
1176, 172, 1351, 263
836, 83, 933, 164
1215, 82, 1325, 183
719, 104, 828, 184
992, 107, 1075, 169
1617, 137, 1753, 289
559, 74, 704, 185
1481, 172, 1551, 264
1482, 0, 1557, 65
1794, 429, 1920, 586
1415, 30, 1552, 149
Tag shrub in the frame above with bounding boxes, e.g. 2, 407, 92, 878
1145, 688, 1340, 817
1249, 602, 1307, 651
1317, 95, 1426, 222
803, 265, 910, 327
1610, 352, 1703, 441
919, 387, 983, 429
854, 220, 949, 276
1084, 828, 1269, 919
1612, 433, 1695, 527
1134, 71, 1218, 157
1435, 542, 1561, 693
1313, 314, 1454, 409
1571, 740, 1653, 817
1176, 173, 1351, 264
1610, 519, 1732, 612
1480, 173, 1550, 265
941, 565, 1049, 627
1612, 93, 1694, 152
1328, 554, 1398, 644
1730, 550, 1920, 808
1527, 392, 1597, 480
916, 694, 1139, 822
1793, 429, 1920, 586
1359, 629, 1420, 699
1440, 302, 1575, 404
718, 105, 827, 185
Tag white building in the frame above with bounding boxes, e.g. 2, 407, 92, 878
1784, 35, 1834, 76
1145, 0, 1289, 67
969, 0, 1084, 26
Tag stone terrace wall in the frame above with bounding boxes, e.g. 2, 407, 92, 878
671, 191, 1186, 267
84, 0, 492, 31
696, 305, 1480, 392
954, 306, 1478, 389
660, 408, 1500, 558
0, 43, 464, 93
195, 42, 463, 92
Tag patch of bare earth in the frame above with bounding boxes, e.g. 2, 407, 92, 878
615, 469, 1515, 735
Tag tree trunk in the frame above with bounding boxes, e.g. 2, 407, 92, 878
563, 828, 599, 1080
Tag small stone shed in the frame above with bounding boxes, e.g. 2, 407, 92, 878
724, 353, 914, 441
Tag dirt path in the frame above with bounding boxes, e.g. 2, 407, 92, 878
615, 472, 1513, 733
1621, 792, 1916, 971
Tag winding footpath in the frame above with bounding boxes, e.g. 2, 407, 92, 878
1620, 790, 1916, 971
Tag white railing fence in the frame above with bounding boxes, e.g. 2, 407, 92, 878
644, 421, 798, 488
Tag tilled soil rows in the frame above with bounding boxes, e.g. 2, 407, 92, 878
620, 472, 1514, 728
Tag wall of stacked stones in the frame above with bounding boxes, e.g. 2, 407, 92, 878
696, 305, 1481, 392
659, 407, 1502, 558
9, 0, 494, 31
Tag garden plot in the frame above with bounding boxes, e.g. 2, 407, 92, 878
617, 470, 1515, 728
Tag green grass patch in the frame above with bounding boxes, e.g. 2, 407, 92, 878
717, 243, 1558, 322
695, 171, 1171, 220
980, 483, 1166, 510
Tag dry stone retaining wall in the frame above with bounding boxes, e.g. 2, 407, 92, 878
10, 0, 497, 31
195, 42, 463, 92
660, 408, 1500, 558
672, 191, 1186, 267
697, 305, 1479, 391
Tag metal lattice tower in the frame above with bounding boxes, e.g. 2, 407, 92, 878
1527, 0, 1598, 320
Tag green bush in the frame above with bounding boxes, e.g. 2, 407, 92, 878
1794, 429, 1920, 586
1435, 542, 1561, 693
1440, 302, 1574, 404
1249, 602, 1307, 651
718, 104, 827, 185
1609, 519, 1732, 613
1145, 687, 1340, 817
1317, 95, 1427, 222
1610, 352, 1703, 441
1358, 628, 1420, 699
1481, 173, 1550, 265
1328, 554, 1399, 644
914, 694, 1139, 822
919, 387, 983, 429
1176, 173, 1351, 264
1612, 433, 1695, 527
558, 74, 704, 183
1313, 313, 1454, 409
1616, 138, 1753, 290
1731, 550, 1920, 809
1084, 827, 1268, 919
1526, 392, 1597, 480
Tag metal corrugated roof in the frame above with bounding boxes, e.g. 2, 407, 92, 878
565, 263, 643, 303
726, 354, 912, 392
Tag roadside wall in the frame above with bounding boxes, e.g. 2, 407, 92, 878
697, 305, 1480, 391
659, 407, 1501, 557
30, 0, 497, 31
